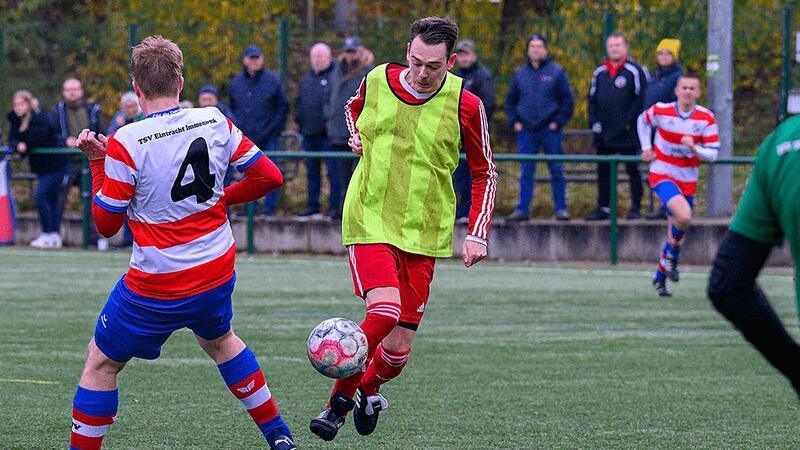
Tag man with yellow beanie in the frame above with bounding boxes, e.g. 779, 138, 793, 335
645, 38, 683, 220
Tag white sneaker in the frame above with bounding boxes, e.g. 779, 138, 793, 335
97, 238, 109, 251
30, 233, 51, 248
47, 233, 62, 249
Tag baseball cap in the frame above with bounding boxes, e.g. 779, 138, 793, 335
528, 34, 547, 47
455, 40, 476, 54
243, 44, 263, 58
198, 84, 219, 98
343, 36, 362, 51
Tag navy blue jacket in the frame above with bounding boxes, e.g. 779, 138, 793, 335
455, 62, 496, 120
229, 68, 288, 149
505, 58, 574, 131
55, 101, 104, 141
295, 63, 336, 138
644, 63, 682, 108
588, 59, 649, 150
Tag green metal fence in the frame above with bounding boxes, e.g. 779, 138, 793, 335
18, 147, 753, 265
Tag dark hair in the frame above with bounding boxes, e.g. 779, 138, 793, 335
606, 31, 628, 44
409, 16, 459, 55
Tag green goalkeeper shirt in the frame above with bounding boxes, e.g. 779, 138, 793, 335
730, 115, 800, 302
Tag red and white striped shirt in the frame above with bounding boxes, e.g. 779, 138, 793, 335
638, 101, 720, 196
344, 63, 497, 241
94, 106, 265, 299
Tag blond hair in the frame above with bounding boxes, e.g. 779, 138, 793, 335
131, 35, 183, 99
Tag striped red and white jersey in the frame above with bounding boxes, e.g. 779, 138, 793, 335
639, 101, 720, 195
94, 106, 262, 299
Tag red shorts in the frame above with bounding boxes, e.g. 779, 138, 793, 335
347, 243, 436, 326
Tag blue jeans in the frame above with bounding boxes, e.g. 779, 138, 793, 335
453, 156, 472, 219
515, 128, 567, 215
35, 167, 69, 233
303, 136, 341, 212
261, 138, 280, 216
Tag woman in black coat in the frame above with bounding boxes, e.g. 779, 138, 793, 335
8, 90, 70, 248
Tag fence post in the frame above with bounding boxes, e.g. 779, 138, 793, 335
81, 157, 91, 249
603, 12, 615, 56
0, 25, 4, 66
609, 160, 619, 265
246, 202, 255, 255
279, 19, 289, 87
781, 7, 793, 120
128, 24, 139, 68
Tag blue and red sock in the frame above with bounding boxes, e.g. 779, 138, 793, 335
70, 386, 118, 450
218, 347, 291, 444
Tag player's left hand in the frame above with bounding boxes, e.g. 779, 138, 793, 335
681, 135, 696, 151
76, 129, 109, 161
462, 239, 487, 268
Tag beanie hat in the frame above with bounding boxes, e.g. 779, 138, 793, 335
657, 38, 681, 60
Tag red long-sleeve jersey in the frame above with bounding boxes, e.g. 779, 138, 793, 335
344, 63, 497, 241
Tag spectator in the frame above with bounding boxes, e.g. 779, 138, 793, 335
107, 91, 144, 135
198, 84, 235, 120
644, 38, 682, 220
324, 36, 372, 208
644, 39, 682, 109
8, 90, 69, 248
504, 34, 574, 222
107, 91, 145, 248
55, 78, 104, 203
454, 39, 496, 223
586, 32, 649, 221
296, 42, 340, 220
230, 44, 289, 217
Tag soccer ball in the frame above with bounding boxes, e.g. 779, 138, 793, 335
307, 318, 368, 379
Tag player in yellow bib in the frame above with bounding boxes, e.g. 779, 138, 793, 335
309, 17, 497, 441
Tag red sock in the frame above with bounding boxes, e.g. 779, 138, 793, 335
361, 346, 411, 395
332, 301, 400, 400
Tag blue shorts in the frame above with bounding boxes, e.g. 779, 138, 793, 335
652, 181, 694, 216
94, 275, 235, 363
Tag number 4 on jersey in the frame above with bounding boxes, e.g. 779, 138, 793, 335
171, 137, 215, 203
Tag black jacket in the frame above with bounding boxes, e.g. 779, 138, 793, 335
295, 63, 336, 138
505, 58, 574, 131
588, 59, 649, 150
8, 110, 69, 174
230, 68, 288, 149
455, 62, 496, 120
325, 62, 370, 146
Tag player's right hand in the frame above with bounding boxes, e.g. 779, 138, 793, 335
641, 149, 655, 162
349, 133, 363, 156
76, 129, 109, 161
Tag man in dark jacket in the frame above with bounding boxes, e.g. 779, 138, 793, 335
586, 32, 649, 220
54, 78, 104, 244
505, 34, 574, 221
296, 42, 340, 220
453, 39, 496, 223
324, 36, 371, 210
230, 44, 289, 217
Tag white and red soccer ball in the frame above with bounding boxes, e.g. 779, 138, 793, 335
307, 318, 368, 379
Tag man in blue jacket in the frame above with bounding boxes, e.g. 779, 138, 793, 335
230, 44, 289, 217
505, 35, 574, 221
296, 43, 340, 220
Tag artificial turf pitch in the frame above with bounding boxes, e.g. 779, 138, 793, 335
1, 248, 798, 449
